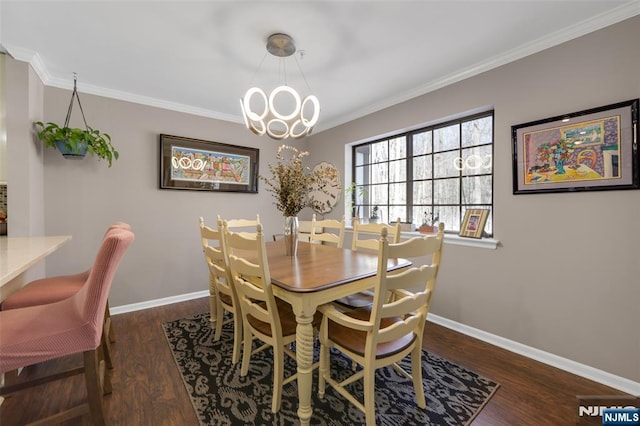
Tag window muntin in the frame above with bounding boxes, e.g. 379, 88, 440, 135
352, 111, 494, 236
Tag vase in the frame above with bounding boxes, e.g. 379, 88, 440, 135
554, 159, 566, 174
283, 216, 299, 257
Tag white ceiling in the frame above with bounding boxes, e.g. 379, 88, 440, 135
2, 1, 639, 133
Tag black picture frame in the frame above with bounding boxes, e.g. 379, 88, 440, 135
512, 99, 639, 195
159, 134, 259, 193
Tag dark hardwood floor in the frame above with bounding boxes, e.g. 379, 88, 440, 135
1, 297, 628, 425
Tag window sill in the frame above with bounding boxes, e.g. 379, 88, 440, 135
346, 226, 499, 250
442, 233, 499, 249
400, 230, 498, 249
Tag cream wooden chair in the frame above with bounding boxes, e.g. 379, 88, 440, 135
318, 223, 445, 426
335, 217, 403, 309
218, 214, 260, 233
309, 214, 346, 248
351, 217, 402, 251
223, 222, 320, 413
198, 217, 243, 364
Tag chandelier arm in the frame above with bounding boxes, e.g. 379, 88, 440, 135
247, 52, 269, 89
294, 54, 314, 94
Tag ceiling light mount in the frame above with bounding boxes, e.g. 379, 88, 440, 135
266, 33, 296, 58
240, 32, 320, 140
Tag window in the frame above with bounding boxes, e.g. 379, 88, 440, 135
352, 111, 493, 236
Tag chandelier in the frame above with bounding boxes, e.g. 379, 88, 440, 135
240, 33, 320, 140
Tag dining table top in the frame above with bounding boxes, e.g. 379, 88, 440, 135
264, 239, 410, 293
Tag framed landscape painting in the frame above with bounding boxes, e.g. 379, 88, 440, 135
511, 99, 639, 194
159, 135, 259, 193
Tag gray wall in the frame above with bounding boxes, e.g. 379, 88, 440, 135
307, 16, 640, 383
6, 16, 638, 386
38, 88, 311, 307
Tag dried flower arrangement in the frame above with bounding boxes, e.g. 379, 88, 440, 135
260, 145, 335, 217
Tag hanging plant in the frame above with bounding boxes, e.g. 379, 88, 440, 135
35, 74, 118, 167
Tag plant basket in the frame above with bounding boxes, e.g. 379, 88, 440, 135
54, 140, 88, 159
35, 74, 118, 167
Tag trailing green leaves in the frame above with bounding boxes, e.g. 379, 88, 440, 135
35, 122, 119, 167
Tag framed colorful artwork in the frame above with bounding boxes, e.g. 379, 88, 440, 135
512, 99, 639, 194
159, 134, 259, 193
459, 208, 489, 239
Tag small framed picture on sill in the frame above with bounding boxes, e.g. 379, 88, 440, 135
459, 209, 490, 239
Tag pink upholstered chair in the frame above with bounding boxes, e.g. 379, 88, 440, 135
1, 221, 131, 368
0, 228, 134, 425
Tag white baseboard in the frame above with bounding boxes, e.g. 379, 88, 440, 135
110, 290, 209, 315
110, 292, 639, 396
427, 313, 640, 396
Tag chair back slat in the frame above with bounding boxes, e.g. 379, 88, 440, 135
352, 217, 401, 252
218, 214, 260, 230
310, 214, 346, 248
376, 311, 422, 344
385, 265, 438, 293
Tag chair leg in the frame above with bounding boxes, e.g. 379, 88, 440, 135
214, 302, 224, 342
411, 345, 426, 408
231, 313, 243, 365
208, 276, 217, 327
105, 300, 116, 344
318, 343, 328, 399
99, 337, 113, 396
84, 349, 107, 426
363, 367, 376, 426
271, 344, 284, 413
240, 324, 252, 377
102, 327, 114, 370
103, 300, 115, 369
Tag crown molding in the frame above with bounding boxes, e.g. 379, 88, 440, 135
317, 1, 640, 132
45, 74, 243, 123
4, 44, 242, 124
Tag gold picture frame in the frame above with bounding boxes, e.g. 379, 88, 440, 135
459, 209, 489, 238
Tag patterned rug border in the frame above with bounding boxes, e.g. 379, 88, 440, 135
162, 312, 500, 426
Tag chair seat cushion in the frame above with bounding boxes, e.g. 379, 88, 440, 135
248, 298, 322, 338
218, 292, 233, 307
332, 290, 374, 309
327, 307, 416, 359
1, 271, 89, 310
0, 298, 99, 373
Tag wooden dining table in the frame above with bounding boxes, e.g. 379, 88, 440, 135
263, 239, 410, 425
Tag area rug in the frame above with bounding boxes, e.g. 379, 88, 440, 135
162, 312, 499, 426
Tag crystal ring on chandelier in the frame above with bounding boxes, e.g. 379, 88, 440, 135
240, 33, 320, 140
